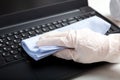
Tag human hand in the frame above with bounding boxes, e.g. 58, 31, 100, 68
37, 29, 120, 63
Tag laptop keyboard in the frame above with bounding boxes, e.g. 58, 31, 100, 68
0, 12, 119, 67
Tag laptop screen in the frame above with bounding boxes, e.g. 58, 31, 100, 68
0, 0, 73, 16
0, 0, 87, 28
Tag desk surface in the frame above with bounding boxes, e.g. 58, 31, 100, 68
73, 0, 120, 80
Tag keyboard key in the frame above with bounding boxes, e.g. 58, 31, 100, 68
35, 29, 42, 34
6, 37, 11, 41
10, 50, 19, 55
57, 20, 62, 24
76, 16, 83, 21
1, 38, 7, 43
89, 12, 96, 16
110, 26, 120, 32
14, 35, 19, 39
0, 39, 3, 43
52, 21, 58, 25
31, 27, 36, 30
68, 19, 77, 24
55, 24, 62, 28
62, 19, 67, 22
41, 25, 50, 32
0, 34, 6, 38
5, 42, 10, 45
24, 29, 29, 32
36, 25, 41, 29
48, 25, 56, 30
13, 31, 19, 35
11, 45, 18, 49
68, 17, 75, 21
61, 22, 68, 26
19, 30, 24, 33
21, 33, 28, 38
7, 33, 13, 36
1, 43, 6, 47
14, 54, 22, 60
28, 31, 36, 36
2, 52, 11, 57
3, 47, 8, 51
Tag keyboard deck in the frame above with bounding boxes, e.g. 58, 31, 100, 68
0, 11, 119, 67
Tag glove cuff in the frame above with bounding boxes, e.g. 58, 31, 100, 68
105, 34, 120, 63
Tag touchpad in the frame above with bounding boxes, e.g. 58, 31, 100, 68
0, 61, 36, 80
30, 56, 106, 80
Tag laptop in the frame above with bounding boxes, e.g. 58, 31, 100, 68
0, 0, 120, 80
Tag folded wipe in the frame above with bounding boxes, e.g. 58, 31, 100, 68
21, 16, 111, 61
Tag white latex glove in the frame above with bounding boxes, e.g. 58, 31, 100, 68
37, 29, 120, 63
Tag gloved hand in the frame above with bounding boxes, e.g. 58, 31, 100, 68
37, 29, 120, 63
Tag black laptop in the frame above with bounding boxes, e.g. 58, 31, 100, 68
0, 0, 120, 80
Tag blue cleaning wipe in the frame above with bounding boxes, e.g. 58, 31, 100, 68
21, 16, 111, 61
